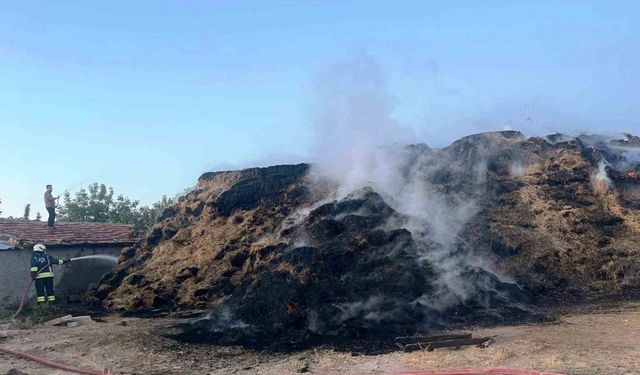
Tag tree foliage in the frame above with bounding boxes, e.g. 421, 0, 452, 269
58, 183, 174, 232
23, 204, 31, 220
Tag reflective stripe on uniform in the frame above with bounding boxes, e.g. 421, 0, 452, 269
36, 272, 54, 279
30, 267, 38, 272
59, 260, 64, 265
47, 296, 56, 302
36, 296, 45, 302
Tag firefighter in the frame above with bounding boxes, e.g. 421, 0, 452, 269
30, 244, 71, 305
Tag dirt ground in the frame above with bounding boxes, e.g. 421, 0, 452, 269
1, 302, 640, 375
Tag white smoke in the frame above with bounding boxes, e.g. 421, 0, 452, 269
545, 133, 576, 145
608, 145, 640, 169
309, 54, 417, 195
579, 133, 640, 171
591, 160, 612, 197
509, 162, 528, 177
337, 295, 398, 323
309, 55, 501, 311
595, 161, 612, 185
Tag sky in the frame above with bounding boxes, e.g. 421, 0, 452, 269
1, 1, 639, 217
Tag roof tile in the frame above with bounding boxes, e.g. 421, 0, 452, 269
0, 219, 138, 247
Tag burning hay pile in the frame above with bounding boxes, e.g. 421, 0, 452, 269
96, 131, 640, 345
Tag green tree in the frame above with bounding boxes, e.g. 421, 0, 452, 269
36, 211, 42, 221
110, 195, 141, 226
136, 195, 174, 230
58, 183, 114, 222
58, 183, 175, 232
23, 204, 31, 220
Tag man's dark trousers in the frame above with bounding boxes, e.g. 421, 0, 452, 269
47, 207, 56, 227
34, 277, 56, 303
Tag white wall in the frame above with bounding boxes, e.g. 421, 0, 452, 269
0, 245, 124, 305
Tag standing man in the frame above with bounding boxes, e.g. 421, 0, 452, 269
44, 185, 59, 228
30, 244, 70, 305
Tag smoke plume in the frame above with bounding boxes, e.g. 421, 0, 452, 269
309, 54, 417, 194
308, 56, 507, 312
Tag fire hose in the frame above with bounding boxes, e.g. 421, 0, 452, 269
0, 267, 116, 374
9, 265, 50, 319
394, 369, 565, 375
9, 258, 80, 319
0, 350, 567, 375
0, 346, 111, 375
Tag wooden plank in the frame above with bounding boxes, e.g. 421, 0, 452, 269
45, 315, 73, 326
46, 315, 95, 327
400, 337, 493, 352
71, 316, 95, 326
395, 333, 473, 345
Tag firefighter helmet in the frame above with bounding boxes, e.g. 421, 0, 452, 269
33, 244, 46, 252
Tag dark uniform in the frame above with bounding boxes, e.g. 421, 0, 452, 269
30, 251, 65, 304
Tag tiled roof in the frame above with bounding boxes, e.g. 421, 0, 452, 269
0, 219, 138, 247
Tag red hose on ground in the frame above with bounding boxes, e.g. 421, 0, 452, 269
395, 369, 565, 375
2, 267, 115, 373
10, 278, 36, 319
10, 265, 49, 319
0, 346, 110, 375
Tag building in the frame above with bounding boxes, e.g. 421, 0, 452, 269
0, 219, 138, 305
